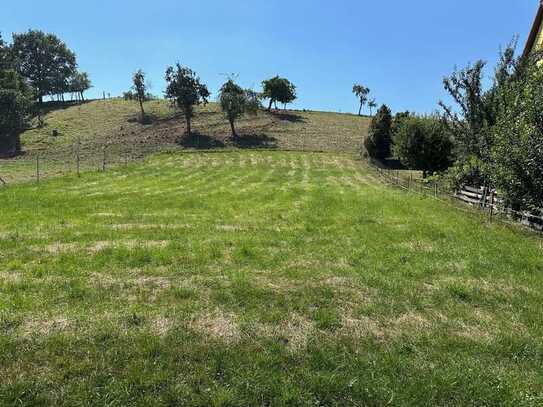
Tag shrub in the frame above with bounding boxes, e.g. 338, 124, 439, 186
393, 115, 454, 178
491, 64, 543, 213
0, 69, 31, 156
364, 104, 392, 159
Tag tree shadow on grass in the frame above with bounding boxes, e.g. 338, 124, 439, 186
269, 111, 306, 123
177, 132, 226, 149
233, 133, 278, 149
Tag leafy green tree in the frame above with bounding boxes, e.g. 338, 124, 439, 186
0, 33, 11, 70
69, 71, 91, 102
393, 115, 454, 178
352, 84, 370, 116
218, 79, 261, 137
165, 63, 210, 136
262, 76, 296, 111
132, 69, 147, 121
368, 98, 377, 116
11, 30, 77, 104
0, 69, 31, 155
439, 42, 522, 186
491, 64, 543, 213
364, 104, 392, 159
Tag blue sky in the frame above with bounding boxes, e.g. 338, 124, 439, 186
1, 0, 539, 114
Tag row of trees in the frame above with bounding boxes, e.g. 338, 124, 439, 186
364, 43, 543, 214
4, 30, 91, 103
129, 66, 297, 137
0, 30, 91, 155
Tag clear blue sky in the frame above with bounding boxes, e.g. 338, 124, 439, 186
2, 0, 539, 114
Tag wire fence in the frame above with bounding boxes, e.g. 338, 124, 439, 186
0, 130, 364, 185
369, 161, 543, 233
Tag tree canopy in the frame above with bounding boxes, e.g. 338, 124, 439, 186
262, 76, 296, 111
218, 79, 260, 137
352, 84, 370, 116
132, 69, 147, 121
165, 63, 210, 136
69, 71, 91, 102
11, 30, 77, 103
393, 115, 454, 178
0, 69, 31, 155
364, 104, 392, 160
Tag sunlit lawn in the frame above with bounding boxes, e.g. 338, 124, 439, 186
0, 151, 542, 406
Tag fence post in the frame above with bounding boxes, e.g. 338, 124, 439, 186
102, 145, 106, 171
76, 138, 81, 178
434, 182, 438, 198
489, 190, 495, 222
36, 154, 40, 184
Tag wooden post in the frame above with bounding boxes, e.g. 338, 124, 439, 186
102, 146, 106, 171
408, 174, 412, 191
489, 190, 495, 222
76, 138, 81, 178
434, 183, 438, 198
36, 154, 40, 184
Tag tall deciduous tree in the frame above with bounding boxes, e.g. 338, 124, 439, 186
352, 84, 370, 116
11, 30, 76, 103
219, 79, 260, 137
0, 33, 10, 70
491, 63, 543, 213
262, 76, 296, 111
132, 69, 147, 121
164, 63, 210, 136
0, 69, 31, 156
69, 71, 91, 102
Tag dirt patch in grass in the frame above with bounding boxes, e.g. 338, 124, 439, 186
400, 240, 435, 253
192, 310, 240, 343
22, 316, 71, 336
151, 316, 174, 336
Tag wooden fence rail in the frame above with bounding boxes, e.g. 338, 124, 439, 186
371, 162, 543, 233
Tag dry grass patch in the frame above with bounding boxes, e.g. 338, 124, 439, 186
191, 310, 240, 343
21, 316, 71, 337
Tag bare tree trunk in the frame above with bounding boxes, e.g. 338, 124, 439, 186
186, 114, 192, 136
229, 119, 237, 138
80, 91, 85, 102
139, 99, 145, 122
358, 104, 362, 116
268, 99, 273, 111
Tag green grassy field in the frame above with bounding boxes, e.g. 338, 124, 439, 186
1, 151, 542, 406
0, 99, 370, 184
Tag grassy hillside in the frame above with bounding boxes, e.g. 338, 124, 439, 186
21, 99, 370, 153
1, 151, 542, 405
0, 99, 370, 184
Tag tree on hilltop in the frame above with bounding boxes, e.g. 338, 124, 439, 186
165, 63, 210, 136
262, 76, 296, 111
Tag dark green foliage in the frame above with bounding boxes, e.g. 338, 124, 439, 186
68, 71, 91, 102
0, 33, 11, 70
132, 69, 147, 122
262, 76, 296, 111
393, 115, 454, 177
439, 42, 522, 187
364, 104, 392, 159
164, 63, 210, 136
352, 84, 370, 116
218, 79, 261, 137
11, 30, 77, 103
0, 69, 31, 155
491, 64, 543, 213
